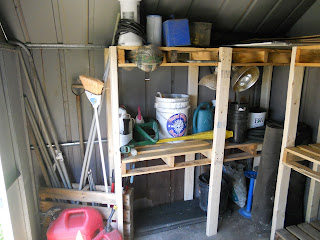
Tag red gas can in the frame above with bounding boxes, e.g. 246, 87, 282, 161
47, 207, 103, 240
92, 229, 123, 240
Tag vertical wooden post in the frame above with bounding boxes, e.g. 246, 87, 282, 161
206, 47, 232, 236
306, 120, 320, 222
105, 49, 114, 185
109, 46, 124, 235
260, 66, 273, 112
270, 47, 305, 239
253, 66, 273, 171
184, 66, 199, 201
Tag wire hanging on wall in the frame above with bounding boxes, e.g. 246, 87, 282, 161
114, 19, 147, 45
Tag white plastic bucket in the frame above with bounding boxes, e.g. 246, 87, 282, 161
155, 93, 190, 139
119, 0, 140, 22
120, 133, 133, 147
248, 112, 266, 128
118, 0, 143, 46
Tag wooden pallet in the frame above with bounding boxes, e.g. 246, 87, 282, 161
121, 140, 261, 177
276, 221, 320, 240
117, 46, 291, 67
283, 143, 320, 182
39, 186, 134, 240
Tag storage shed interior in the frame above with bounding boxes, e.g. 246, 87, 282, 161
0, 0, 320, 239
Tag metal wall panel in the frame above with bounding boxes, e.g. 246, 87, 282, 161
19, 0, 57, 43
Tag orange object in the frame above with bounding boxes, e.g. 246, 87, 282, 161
79, 75, 104, 95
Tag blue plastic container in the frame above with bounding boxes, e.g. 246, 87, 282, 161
163, 19, 191, 47
193, 102, 214, 134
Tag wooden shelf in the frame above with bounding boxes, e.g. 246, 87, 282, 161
295, 46, 320, 67
121, 140, 261, 177
284, 144, 320, 182
276, 221, 320, 240
117, 46, 291, 67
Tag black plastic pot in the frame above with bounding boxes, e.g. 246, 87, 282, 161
227, 102, 249, 143
198, 173, 231, 214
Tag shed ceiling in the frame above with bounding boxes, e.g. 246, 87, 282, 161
0, 0, 316, 45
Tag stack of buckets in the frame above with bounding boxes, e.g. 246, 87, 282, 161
154, 92, 190, 139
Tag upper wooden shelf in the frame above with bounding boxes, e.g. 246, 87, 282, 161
295, 45, 320, 67
116, 46, 291, 67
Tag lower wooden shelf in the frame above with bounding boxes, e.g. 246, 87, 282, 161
283, 143, 320, 182
276, 221, 320, 240
121, 140, 261, 177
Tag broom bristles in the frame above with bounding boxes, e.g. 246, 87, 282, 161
79, 75, 104, 95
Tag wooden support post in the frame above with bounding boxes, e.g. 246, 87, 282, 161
306, 120, 320, 222
253, 65, 273, 171
260, 66, 273, 113
184, 66, 199, 201
109, 46, 124, 236
105, 49, 114, 186
206, 47, 232, 236
270, 47, 305, 239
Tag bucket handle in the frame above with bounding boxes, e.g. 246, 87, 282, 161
156, 92, 162, 98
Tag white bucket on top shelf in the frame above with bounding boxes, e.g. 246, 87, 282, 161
118, 0, 143, 46
155, 92, 190, 139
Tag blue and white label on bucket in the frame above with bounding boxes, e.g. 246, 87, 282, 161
167, 113, 187, 137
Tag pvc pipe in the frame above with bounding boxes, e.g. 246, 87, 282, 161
25, 99, 61, 188
19, 53, 68, 188
17, 46, 72, 189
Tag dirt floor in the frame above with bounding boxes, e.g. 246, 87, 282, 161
135, 205, 271, 240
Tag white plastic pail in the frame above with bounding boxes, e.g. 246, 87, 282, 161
248, 112, 266, 128
155, 93, 190, 139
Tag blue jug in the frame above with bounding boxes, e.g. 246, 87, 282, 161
193, 102, 214, 134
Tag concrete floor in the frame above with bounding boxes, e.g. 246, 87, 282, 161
136, 208, 271, 240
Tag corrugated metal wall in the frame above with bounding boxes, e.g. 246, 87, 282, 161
0, 49, 39, 239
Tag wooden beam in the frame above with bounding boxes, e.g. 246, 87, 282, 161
260, 66, 273, 112
39, 187, 116, 204
270, 47, 305, 239
306, 120, 320, 222
185, 66, 199, 201
105, 48, 114, 186
109, 46, 124, 236
286, 225, 314, 240
206, 47, 232, 236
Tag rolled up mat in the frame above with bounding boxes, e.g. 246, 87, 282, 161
251, 123, 283, 225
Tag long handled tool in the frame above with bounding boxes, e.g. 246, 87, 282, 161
78, 59, 110, 191
80, 75, 109, 193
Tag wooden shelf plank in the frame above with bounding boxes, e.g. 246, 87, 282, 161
123, 141, 210, 163
224, 152, 260, 162
39, 187, 116, 204
286, 225, 314, 240
297, 223, 320, 239
285, 162, 320, 183
276, 229, 298, 240
286, 147, 320, 164
122, 158, 211, 177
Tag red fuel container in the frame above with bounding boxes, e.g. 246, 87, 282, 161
47, 207, 103, 240
92, 229, 123, 240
